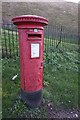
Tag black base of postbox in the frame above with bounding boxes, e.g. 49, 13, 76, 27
20, 89, 42, 108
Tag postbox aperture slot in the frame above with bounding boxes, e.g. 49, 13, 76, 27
28, 34, 41, 38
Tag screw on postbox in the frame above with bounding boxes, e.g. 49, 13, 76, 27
12, 15, 48, 108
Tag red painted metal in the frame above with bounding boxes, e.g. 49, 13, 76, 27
12, 15, 48, 93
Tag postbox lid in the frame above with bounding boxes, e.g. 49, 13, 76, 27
12, 15, 48, 25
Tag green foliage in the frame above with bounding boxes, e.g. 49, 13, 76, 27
2, 38, 79, 118
2, 58, 46, 118
2, 58, 20, 117
43, 41, 79, 109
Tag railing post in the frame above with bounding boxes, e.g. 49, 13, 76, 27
56, 25, 62, 48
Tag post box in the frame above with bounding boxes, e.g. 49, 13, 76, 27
12, 15, 48, 108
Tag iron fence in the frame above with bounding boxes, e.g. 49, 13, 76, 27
2, 23, 78, 58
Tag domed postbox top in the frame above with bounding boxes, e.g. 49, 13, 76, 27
12, 15, 48, 25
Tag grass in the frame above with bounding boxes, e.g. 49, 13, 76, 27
2, 58, 20, 118
2, 40, 79, 118
43, 42, 79, 107
2, 28, 79, 118
2, 57, 46, 118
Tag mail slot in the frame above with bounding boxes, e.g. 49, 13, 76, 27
12, 15, 48, 108
28, 34, 42, 38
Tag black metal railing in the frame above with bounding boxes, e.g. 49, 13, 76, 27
2, 23, 19, 58
2, 23, 78, 58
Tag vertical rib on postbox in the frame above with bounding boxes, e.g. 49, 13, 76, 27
12, 15, 48, 108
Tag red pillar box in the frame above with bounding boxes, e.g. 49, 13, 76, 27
12, 15, 48, 108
